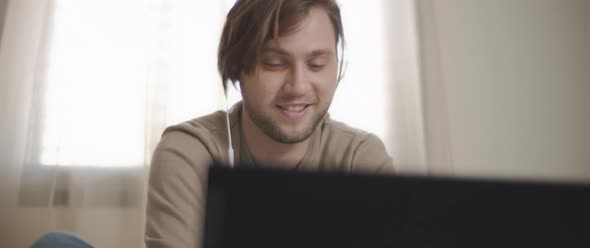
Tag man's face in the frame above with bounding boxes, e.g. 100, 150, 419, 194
240, 6, 339, 144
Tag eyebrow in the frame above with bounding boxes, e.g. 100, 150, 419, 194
261, 47, 334, 58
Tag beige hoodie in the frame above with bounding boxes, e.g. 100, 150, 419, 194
145, 101, 394, 247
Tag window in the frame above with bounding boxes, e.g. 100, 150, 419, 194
40, 0, 239, 167
39, 0, 390, 167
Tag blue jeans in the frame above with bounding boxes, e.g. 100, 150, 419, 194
31, 232, 93, 248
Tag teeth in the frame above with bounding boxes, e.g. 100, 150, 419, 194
283, 105, 305, 111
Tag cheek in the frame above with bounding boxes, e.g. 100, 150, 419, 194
314, 67, 339, 94
239, 75, 260, 100
241, 72, 285, 100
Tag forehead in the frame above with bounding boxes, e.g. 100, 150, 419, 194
264, 6, 337, 56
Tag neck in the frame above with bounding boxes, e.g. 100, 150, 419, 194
241, 107, 310, 169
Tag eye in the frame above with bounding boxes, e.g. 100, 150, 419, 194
261, 60, 288, 70
263, 62, 285, 67
308, 63, 326, 71
307, 57, 329, 71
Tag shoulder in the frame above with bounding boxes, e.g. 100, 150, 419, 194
153, 110, 230, 170
148, 111, 229, 201
320, 117, 394, 174
320, 117, 374, 147
159, 111, 226, 151
162, 111, 226, 142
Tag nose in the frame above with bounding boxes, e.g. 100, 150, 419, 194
284, 63, 312, 96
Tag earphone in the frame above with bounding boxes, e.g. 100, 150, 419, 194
225, 88, 235, 168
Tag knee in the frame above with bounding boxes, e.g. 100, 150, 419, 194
31, 232, 93, 248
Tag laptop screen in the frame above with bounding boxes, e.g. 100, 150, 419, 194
203, 165, 590, 248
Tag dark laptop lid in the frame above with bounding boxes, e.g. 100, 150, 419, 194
203, 165, 590, 248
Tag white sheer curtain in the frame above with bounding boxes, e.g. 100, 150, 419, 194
0, 0, 425, 247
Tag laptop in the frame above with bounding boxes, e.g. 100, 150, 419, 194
203, 165, 590, 248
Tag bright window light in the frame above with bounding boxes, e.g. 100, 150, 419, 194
331, 0, 388, 142
41, 0, 388, 167
42, 0, 153, 167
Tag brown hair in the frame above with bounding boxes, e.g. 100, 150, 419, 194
218, 0, 346, 92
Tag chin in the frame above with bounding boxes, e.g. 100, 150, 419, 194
271, 122, 316, 144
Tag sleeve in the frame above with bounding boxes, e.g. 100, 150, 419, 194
351, 133, 395, 175
144, 131, 213, 248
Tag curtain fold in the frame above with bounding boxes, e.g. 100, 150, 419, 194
1, 1, 55, 247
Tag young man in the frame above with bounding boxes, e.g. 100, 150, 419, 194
145, 0, 394, 247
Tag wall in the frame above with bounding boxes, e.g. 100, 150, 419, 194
417, 0, 590, 182
0, 0, 8, 43
0, 0, 8, 244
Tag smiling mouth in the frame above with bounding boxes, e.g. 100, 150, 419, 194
276, 104, 311, 120
276, 104, 310, 112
